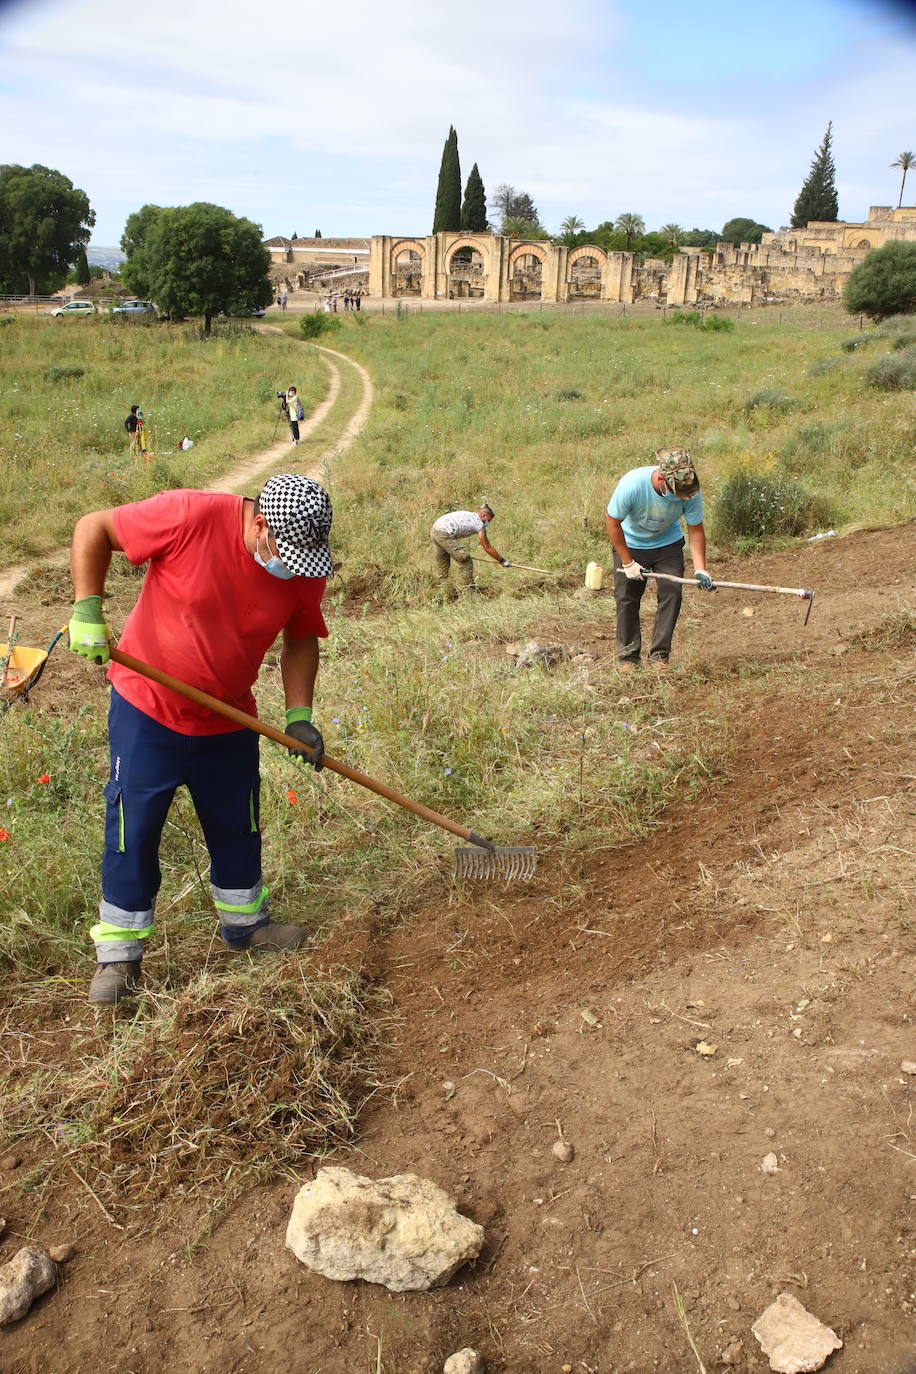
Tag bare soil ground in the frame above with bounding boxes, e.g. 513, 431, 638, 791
1, 525, 914, 1374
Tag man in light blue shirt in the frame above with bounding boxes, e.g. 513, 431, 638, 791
605, 447, 715, 671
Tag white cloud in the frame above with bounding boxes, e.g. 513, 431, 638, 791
1, 0, 913, 241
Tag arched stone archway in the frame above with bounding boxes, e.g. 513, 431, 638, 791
445, 239, 487, 299
856, 239, 872, 250
567, 244, 606, 298
508, 242, 547, 300
390, 239, 426, 296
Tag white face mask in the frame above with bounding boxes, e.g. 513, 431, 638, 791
254, 530, 296, 579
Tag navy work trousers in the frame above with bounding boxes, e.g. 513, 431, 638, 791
93, 689, 269, 961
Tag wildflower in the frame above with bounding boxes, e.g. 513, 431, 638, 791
0, 828, 9, 841
287, 789, 298, 804
37, 772, 50, 784
444, 767, 452, 776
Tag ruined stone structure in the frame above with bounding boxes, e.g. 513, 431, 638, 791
266, 205, 916, 308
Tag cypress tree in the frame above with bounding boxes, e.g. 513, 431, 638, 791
791, 122, 839, 228
432, 127, 462, 233
460, 163, 488, 232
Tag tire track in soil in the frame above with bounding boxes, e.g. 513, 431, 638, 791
0, 335, 374, 601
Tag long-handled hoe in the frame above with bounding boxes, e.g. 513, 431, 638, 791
107, 648, 536, 881
614, 567, 816, 625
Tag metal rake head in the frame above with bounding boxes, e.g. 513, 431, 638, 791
453, 846, 538, 881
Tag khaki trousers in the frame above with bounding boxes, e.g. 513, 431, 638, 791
430, 530, 476, 587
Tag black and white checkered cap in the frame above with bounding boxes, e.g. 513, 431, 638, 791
258, 473, 333, 577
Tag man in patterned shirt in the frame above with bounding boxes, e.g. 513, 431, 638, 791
430, 503, 510, 597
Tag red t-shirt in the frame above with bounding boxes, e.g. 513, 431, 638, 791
108, 490, 328, 735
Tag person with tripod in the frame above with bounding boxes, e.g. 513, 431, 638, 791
285, 386, 304, 445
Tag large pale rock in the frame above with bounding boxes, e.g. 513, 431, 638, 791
513, 641, 570, 670
444, 1350, 484, 1373
286, 1166, 485, 1292
752, 1292, 842, 1373
0, 1246, 57, 1325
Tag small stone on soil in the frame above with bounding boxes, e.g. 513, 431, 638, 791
761, 1152, 780, 1174
752, 1291, 842, 1373
48, 1245, 74, 1264
900, 1060, 916, 1076
552, 1140, 575, 1164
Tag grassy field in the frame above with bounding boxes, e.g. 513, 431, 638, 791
0, 315, 324, 564
282, 307, 916, 602
1, 305, 913, 1222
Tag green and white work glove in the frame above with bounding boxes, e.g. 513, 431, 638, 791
68, 595, 110, 665
501, 558, 512, 567
285, 707, 324, 771
694, 570, 716, 591
621, 561, 646, 581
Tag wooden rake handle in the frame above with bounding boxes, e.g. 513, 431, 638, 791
108, 647, 490, 847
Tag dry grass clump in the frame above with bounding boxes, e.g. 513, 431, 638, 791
4, 962, 390, 1216
846, 607, 915, 652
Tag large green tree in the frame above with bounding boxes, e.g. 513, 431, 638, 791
122, 202, 272, 333
0, 163, 95, 296
791, 123, 839, 228
120, 203, 164, 298
460, 163, 488, 232
433, 127, 462, 233
843, 240, 916, 320
720, 217, 772, 245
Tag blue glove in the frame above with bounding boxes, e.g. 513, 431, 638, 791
285, 708, 324, 770
694, 570, 715, 591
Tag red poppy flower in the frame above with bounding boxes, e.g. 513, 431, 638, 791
0, 828, 10, 842
287, 789, 298, 805
37, 773, 50, 784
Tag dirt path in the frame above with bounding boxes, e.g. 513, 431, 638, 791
1, 529, 913, 1374
0, 338, 373, 600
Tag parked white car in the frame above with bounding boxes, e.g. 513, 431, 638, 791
48, 299, 97, 316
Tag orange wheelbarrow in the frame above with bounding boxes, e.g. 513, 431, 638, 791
1, 616, 67, 704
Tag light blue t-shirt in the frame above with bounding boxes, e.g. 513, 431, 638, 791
607, 466, 704, 549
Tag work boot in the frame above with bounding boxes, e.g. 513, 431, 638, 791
237, 922, 307, 952
89, 961, 142, 1005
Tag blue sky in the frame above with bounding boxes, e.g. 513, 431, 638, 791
0, 0, 913, 245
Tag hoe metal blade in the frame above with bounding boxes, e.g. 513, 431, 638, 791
453, 846, 538, 880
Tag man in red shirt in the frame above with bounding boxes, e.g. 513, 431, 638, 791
68, 473, 331, 1005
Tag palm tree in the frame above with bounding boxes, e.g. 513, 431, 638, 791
891, 151, 915, 208
660, 223, 685, 249
614, 213, 645, 250
560, 215, 585, 235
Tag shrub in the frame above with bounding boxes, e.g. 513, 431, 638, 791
556, 387, 583, 400
43, 364, 85, 382
808, 358, 838, 376
299, 311, 340, 340
840, 334, 878, 352
864, 347, 916, 391
713, 467, 831, 542
744, 388, 797, 416
664, 310, 734, 332
892, 332, 916, 350
843, 240, 916, 321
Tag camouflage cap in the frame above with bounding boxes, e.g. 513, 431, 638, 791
656, 446, 700, 497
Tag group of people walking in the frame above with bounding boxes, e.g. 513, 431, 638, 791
322, 290, 361, 312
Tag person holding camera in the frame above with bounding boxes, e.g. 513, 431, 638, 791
285, 385, 304, 445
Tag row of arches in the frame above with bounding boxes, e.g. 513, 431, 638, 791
390, 238, 609, 301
